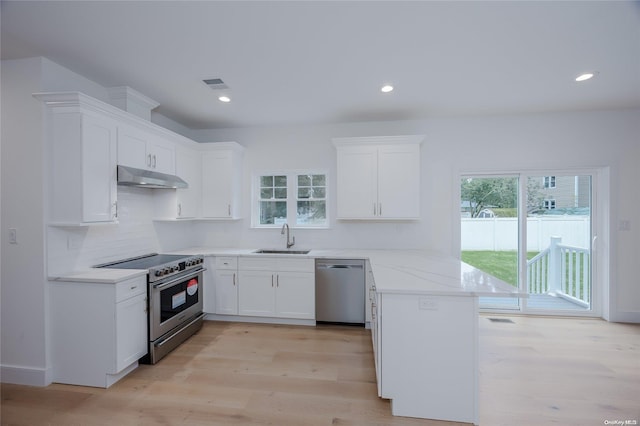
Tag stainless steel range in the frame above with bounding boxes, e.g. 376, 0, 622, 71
97, 253, 205, 364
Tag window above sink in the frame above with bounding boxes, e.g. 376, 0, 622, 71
252, 170, 328, 229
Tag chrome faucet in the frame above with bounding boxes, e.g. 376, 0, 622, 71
281, 224, 295, 249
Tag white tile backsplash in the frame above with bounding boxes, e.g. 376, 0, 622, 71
47, 187, 162, 276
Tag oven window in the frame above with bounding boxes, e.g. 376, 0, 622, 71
160, 276, 200, 323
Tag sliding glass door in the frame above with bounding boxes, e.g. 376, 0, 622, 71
460, 175, 520, 310
523, 174, 592, 312
460, 172, 595, 315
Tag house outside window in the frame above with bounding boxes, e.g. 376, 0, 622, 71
543, 176, 556, 189
255, 171, 328, 228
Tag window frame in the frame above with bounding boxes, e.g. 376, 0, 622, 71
543, 176, 557, 189
252, 169, 329, 229
544, 198, 557, 209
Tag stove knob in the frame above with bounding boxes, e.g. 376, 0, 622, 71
155, 270, 162, 277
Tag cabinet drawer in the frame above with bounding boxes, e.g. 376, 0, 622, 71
115, 276, 147, 303
239, 257, 313, 272
215, 256, 238, 270
277, 258, 314, 272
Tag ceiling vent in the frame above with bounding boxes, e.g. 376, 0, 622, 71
203, 78, 229, 90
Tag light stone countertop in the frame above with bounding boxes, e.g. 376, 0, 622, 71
52, 247, 522, 297
51, 268, 147, 284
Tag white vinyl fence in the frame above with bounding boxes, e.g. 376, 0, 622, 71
461, 216, 590, 251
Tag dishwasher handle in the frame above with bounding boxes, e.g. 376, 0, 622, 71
316, 264, 364, 270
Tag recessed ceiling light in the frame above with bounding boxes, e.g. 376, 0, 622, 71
575, 72, 597, 82
218, 96, 231, 103
381, 85, 394, 93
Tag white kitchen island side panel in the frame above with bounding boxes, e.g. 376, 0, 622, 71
380, 293, 478, 425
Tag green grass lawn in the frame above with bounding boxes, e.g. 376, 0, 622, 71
461, 251, 538, 287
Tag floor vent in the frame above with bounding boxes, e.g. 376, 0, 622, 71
488, 318, 515, 323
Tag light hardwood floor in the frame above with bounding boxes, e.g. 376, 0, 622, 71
1, 316, 639, 426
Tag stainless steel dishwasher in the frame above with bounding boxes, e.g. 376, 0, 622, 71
315, 259, 365, 325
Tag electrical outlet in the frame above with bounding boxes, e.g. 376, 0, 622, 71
419, 297, 438, 311
8, 228, 17, 244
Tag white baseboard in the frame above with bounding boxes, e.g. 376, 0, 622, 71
1, 364, 52, 387
609, 310, 640, 324
204, 313, 315, 327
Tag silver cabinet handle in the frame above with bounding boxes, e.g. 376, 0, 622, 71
276, 274, 279, 288
152, 154, 157, 168
178, 203, 182, 217
379, 203, 382, 216
228, 204, 231, 216
112, 201, 118, 219
373, 203, 377, 216
271, 274, 274, 287
233, 273, 236, 286
147, 154, 152, 168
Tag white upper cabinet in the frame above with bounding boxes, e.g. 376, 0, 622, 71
201, 142, 244, 219
175, 145, 201, 219
117, 123, 175, 175
333, 135, 423, 220
35, 93, 118, 225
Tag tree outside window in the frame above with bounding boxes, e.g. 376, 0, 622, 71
297, 174, 326, 226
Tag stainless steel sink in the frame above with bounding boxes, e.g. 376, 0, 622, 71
253, 249, 311, 255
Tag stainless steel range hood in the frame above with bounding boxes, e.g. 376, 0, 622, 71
117, 165, 188, 189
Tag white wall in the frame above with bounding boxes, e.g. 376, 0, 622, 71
0, 57, 115, 385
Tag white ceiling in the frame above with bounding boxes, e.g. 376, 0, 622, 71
2, 1, 639, 129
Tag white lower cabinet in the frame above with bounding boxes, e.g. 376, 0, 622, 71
51, 276, 148, 388
204, 256, 239, 315
237, 257, 314, 320
377, 292, 478, 424
214, 257, 239, 315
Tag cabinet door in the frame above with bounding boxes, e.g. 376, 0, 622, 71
115, 292, 148, 372
238, 270, 275, 316
148, 138, 175, 174
275, 272, 315, 319
117, 124, 148, 170
81, 114, 117, 223
377, 144, 420, 219
175, 146, 201, 218
202, 150, 233, 218
215, 270, 238, 315
336, 146, 378, 219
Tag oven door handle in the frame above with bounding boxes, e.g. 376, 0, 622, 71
153, 268, 205, 290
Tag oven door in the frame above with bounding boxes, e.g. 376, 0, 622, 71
149, 268, 204, 341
